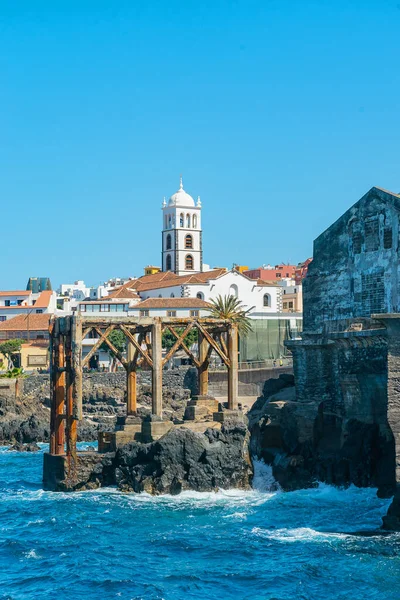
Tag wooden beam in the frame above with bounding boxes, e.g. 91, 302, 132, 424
151, 320, 163, 417
167, 325, 201, 368
127, 341, 137, 414
227, 324, 239, 410
198, 332, 209, 396
71, 315, 83, 421
120, 325, 153, 367
162, 323, 195, 366
82, 324, 116, 368
93, 326, 128, 369
196, 322, 230, 366
55, 331, 65, 455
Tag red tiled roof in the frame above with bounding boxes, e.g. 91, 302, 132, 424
0, 313, 50, 331
33, 290, 53, 308
136, 298, 211, 309
107, 287, 140, 299
132, 268, 228, 292
0, 291, 30, 297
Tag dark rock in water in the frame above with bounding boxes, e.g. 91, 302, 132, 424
8, 442, 40, 452
248, 374, 395, 494
63, 423, 253, 494
112, 424, 252, 494
382, 487, 400, 531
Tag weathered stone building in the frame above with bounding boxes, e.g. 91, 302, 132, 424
280, 186, 400, 527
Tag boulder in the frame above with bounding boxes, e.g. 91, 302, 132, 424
104, 423, 252, 494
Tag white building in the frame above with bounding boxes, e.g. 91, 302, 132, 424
0, 290, 57, 322
162, 177, 202, 275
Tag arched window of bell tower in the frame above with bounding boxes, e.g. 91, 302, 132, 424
186, 214, 191, 228
193, 214, 197, 228
185, 254, 194, 270
185, 234, 193, 249
168, 215, 172, 229
180, 213, 184, 227
166, 234, 172, 250
166, 254, 172, 271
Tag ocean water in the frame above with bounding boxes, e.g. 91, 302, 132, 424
0, 446, 399, 600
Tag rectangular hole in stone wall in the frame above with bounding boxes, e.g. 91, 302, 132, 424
364, 219, 379, 252
384, 227, 393, 249
361, 269, 385, 316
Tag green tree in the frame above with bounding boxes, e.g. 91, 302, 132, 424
0, 339, 23, 371
162, 327, 198, 352
206, 295, 253, 336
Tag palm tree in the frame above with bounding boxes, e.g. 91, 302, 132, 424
207, 295, 253, 336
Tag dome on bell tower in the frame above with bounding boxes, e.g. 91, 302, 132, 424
168, 177, 195, 207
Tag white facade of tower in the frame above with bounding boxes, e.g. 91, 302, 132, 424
161, 178, 203, 275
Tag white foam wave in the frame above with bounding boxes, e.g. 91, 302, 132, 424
23, 549, 41, 559
251, 526, 350, 543
252, 458, 281, 492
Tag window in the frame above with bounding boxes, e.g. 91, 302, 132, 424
286, 273, 289, 277
168, 215, 172, 229
283, 302, 288, 309
17, 300, 22, 306
170, 293, 175, 298
185, 254, 194, 270
196, 292, 204, 300
80, 305, 86, 312
166, 254, 172, 271
140, 310, 149, 317
263, 294, 271, 307
186, 214, 191, 228
229, 284, 238, 298
0, 316, 6, 322
158, 294, 162, 298
180, 213, 184, 227
164, 215, 168, 229
190, 310, 199, 317
193, 214, 197, 228
294, 288, 297, 293
185, 234, 193, 249
276, 273, 281, 278
166, 234, 172, 250
288, 301, 294, 309
283, 290, 286, 295
167, 310, 177, 317
5, 301, 10, 307
100, 304, 109, 312
36, 309, 43, 314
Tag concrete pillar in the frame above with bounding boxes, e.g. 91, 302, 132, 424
151, 320, 163, 417
198, 332, 209, 396
227, 325, 238, 410
127, 341, 137, 414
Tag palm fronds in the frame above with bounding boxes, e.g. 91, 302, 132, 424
206, 294, 253, 336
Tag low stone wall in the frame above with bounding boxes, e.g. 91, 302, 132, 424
208, 366, 293, 397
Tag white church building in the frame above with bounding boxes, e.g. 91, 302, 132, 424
76, 177, 303, 361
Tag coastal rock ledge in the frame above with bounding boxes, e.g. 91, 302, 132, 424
44, 423, 253, 493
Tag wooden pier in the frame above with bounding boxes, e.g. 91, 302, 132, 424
46, 315, 239, 466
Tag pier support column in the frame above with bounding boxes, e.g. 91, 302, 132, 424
127, 341, 137, 415
227, 324, 238, 410
198, 332, 209, 396
65, 319, 77, 459
151, 320, 163, 417
55, 329, 65, 455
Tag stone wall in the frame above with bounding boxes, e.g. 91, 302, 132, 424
208, 366, 293, 397
304, 187, 400, 332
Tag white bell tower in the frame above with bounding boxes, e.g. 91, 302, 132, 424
162, 177, 203, 275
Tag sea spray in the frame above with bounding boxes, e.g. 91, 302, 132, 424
252, 457, 281, 492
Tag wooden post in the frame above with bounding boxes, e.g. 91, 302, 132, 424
55, 328, 65, 455
227, 324, 239, 410
127, 340, 137, 414
151, 319, 163, 417
65, 318, 77, 458
198, 331, 209, 396
49, 322, 56, 455
71, 315, 83, 420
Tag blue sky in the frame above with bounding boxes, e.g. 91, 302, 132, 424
1, 0, 400, 289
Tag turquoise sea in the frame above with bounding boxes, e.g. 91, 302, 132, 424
0, 444, 399, 600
